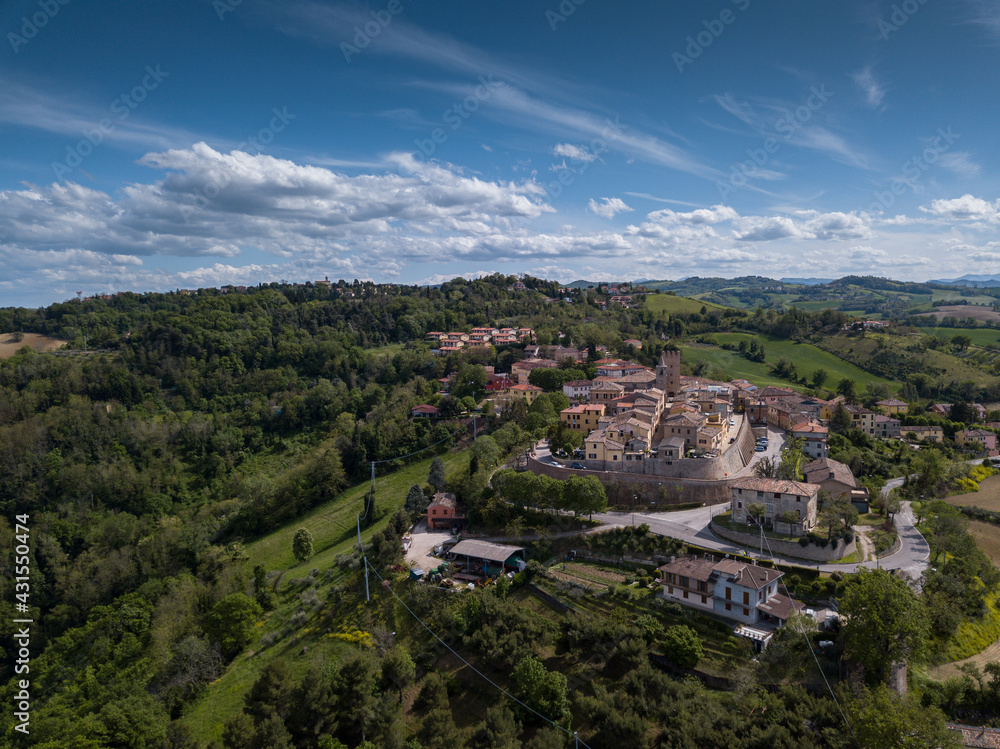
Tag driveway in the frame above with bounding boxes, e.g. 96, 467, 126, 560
405, 520, 456, 572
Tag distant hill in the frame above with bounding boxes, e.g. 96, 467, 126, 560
780, 277, 835, 286
930, 274, 1000, 289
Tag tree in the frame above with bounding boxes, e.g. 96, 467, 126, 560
951, 333, 973, 352
843, 682, 958, 748
510, 655, 571, 727
428, 458, 447, 492
381, 647, 416, 704
754, 456, 778, 478
811, 369, 828, 389
837, 378, 857, 402
292, 528, 314, 563
830, 404, 852, 434
405, 484, 426, 515
776, 438, 805, 481
839, 569, 930, 684
661, 625, 703, 668
561, 475, 607, 517
779, 510, 800, 535
205, 593, 264, 660
470, 703, 522, 749
746, 503, 766, 526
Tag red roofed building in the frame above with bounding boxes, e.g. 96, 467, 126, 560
412, 404, 441, 418
427, 492, 466, 530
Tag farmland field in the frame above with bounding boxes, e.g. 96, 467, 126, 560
919, 305, 1000, 323
0, 332, 66, 358
644, 294, 730, 315
676, 343, 798, 390
712, 333, 899, 390
945, 475, 1000, 513
920, 327, 1000, 347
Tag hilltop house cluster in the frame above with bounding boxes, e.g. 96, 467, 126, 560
427, 327, 535, 355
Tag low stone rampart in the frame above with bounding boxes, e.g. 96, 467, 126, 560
710, 518, 856, 562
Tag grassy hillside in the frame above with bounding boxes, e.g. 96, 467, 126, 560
817, 332, 1000, 388
680, 333, 898, 392
643, 294, 730, 315
183, 449, 471, 743
920, 327, 1000, 347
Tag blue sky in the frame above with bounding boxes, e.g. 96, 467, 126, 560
2, 0, 1000, 306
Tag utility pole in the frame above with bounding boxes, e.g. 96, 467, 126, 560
357, 513, 370, 603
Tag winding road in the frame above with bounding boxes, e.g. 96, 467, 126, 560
589, 473, 930, 580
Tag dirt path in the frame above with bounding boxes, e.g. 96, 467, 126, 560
929, 639, 1000, 681
854, 527, 874, 562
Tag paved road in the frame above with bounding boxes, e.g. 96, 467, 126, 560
531, 430, 930, 578
591, 493, 929, 579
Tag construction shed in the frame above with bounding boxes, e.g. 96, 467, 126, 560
448, 540, 526, 577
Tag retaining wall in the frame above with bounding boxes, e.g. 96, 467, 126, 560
710, 519, 856, 562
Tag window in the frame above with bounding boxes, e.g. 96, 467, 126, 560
725, 588, 731, 600
679, 576, 688, 587
743, 591, 749, 605
725, 603, 731, 611
698, 581, 707, 592
774, 493, 781, 499
683, 590, 688, 599
757, 491, 764, 498
701, 595, 707, 604
737, 501, 742, 508
667, 586, 673, 594
743, 608, 749, 616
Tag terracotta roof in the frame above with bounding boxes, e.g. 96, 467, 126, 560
657, 556, 717, 582
757, 593, 804, 621
731, 477, 819, 496
712, 559, 783, 588
877, 398, 908, 407
792, 421, 829, 435
802, 458, 856, 488
510, 383, 542, 392
563, 380, 592, 387
428, 492, 459, 511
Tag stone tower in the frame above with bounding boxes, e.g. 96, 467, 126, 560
656, 349, 681, 397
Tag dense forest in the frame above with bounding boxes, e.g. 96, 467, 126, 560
0, 274, 988, 747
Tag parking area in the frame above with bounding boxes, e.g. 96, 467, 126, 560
404, 520, 456, 572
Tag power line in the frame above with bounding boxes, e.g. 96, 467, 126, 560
755, 529, 856, 746
364, 561, 594, 749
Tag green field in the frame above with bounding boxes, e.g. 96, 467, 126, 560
931, 290, 998, 305
710, 333, 899, 390
921, 327, 1000, 347
247, 450, 470, 572
183, 449, 471, 743
677, 344, 800, 390
644, 294, 730, 315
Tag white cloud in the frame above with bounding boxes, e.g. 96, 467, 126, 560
938, 152, 981, 178
553, 143, 597, 162
587, 197, 633, 219
920, 194, 1000, 221
852, 67, 885, 107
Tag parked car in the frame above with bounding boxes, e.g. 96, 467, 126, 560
755, 445, 766, 452
571, 462, 586, 470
